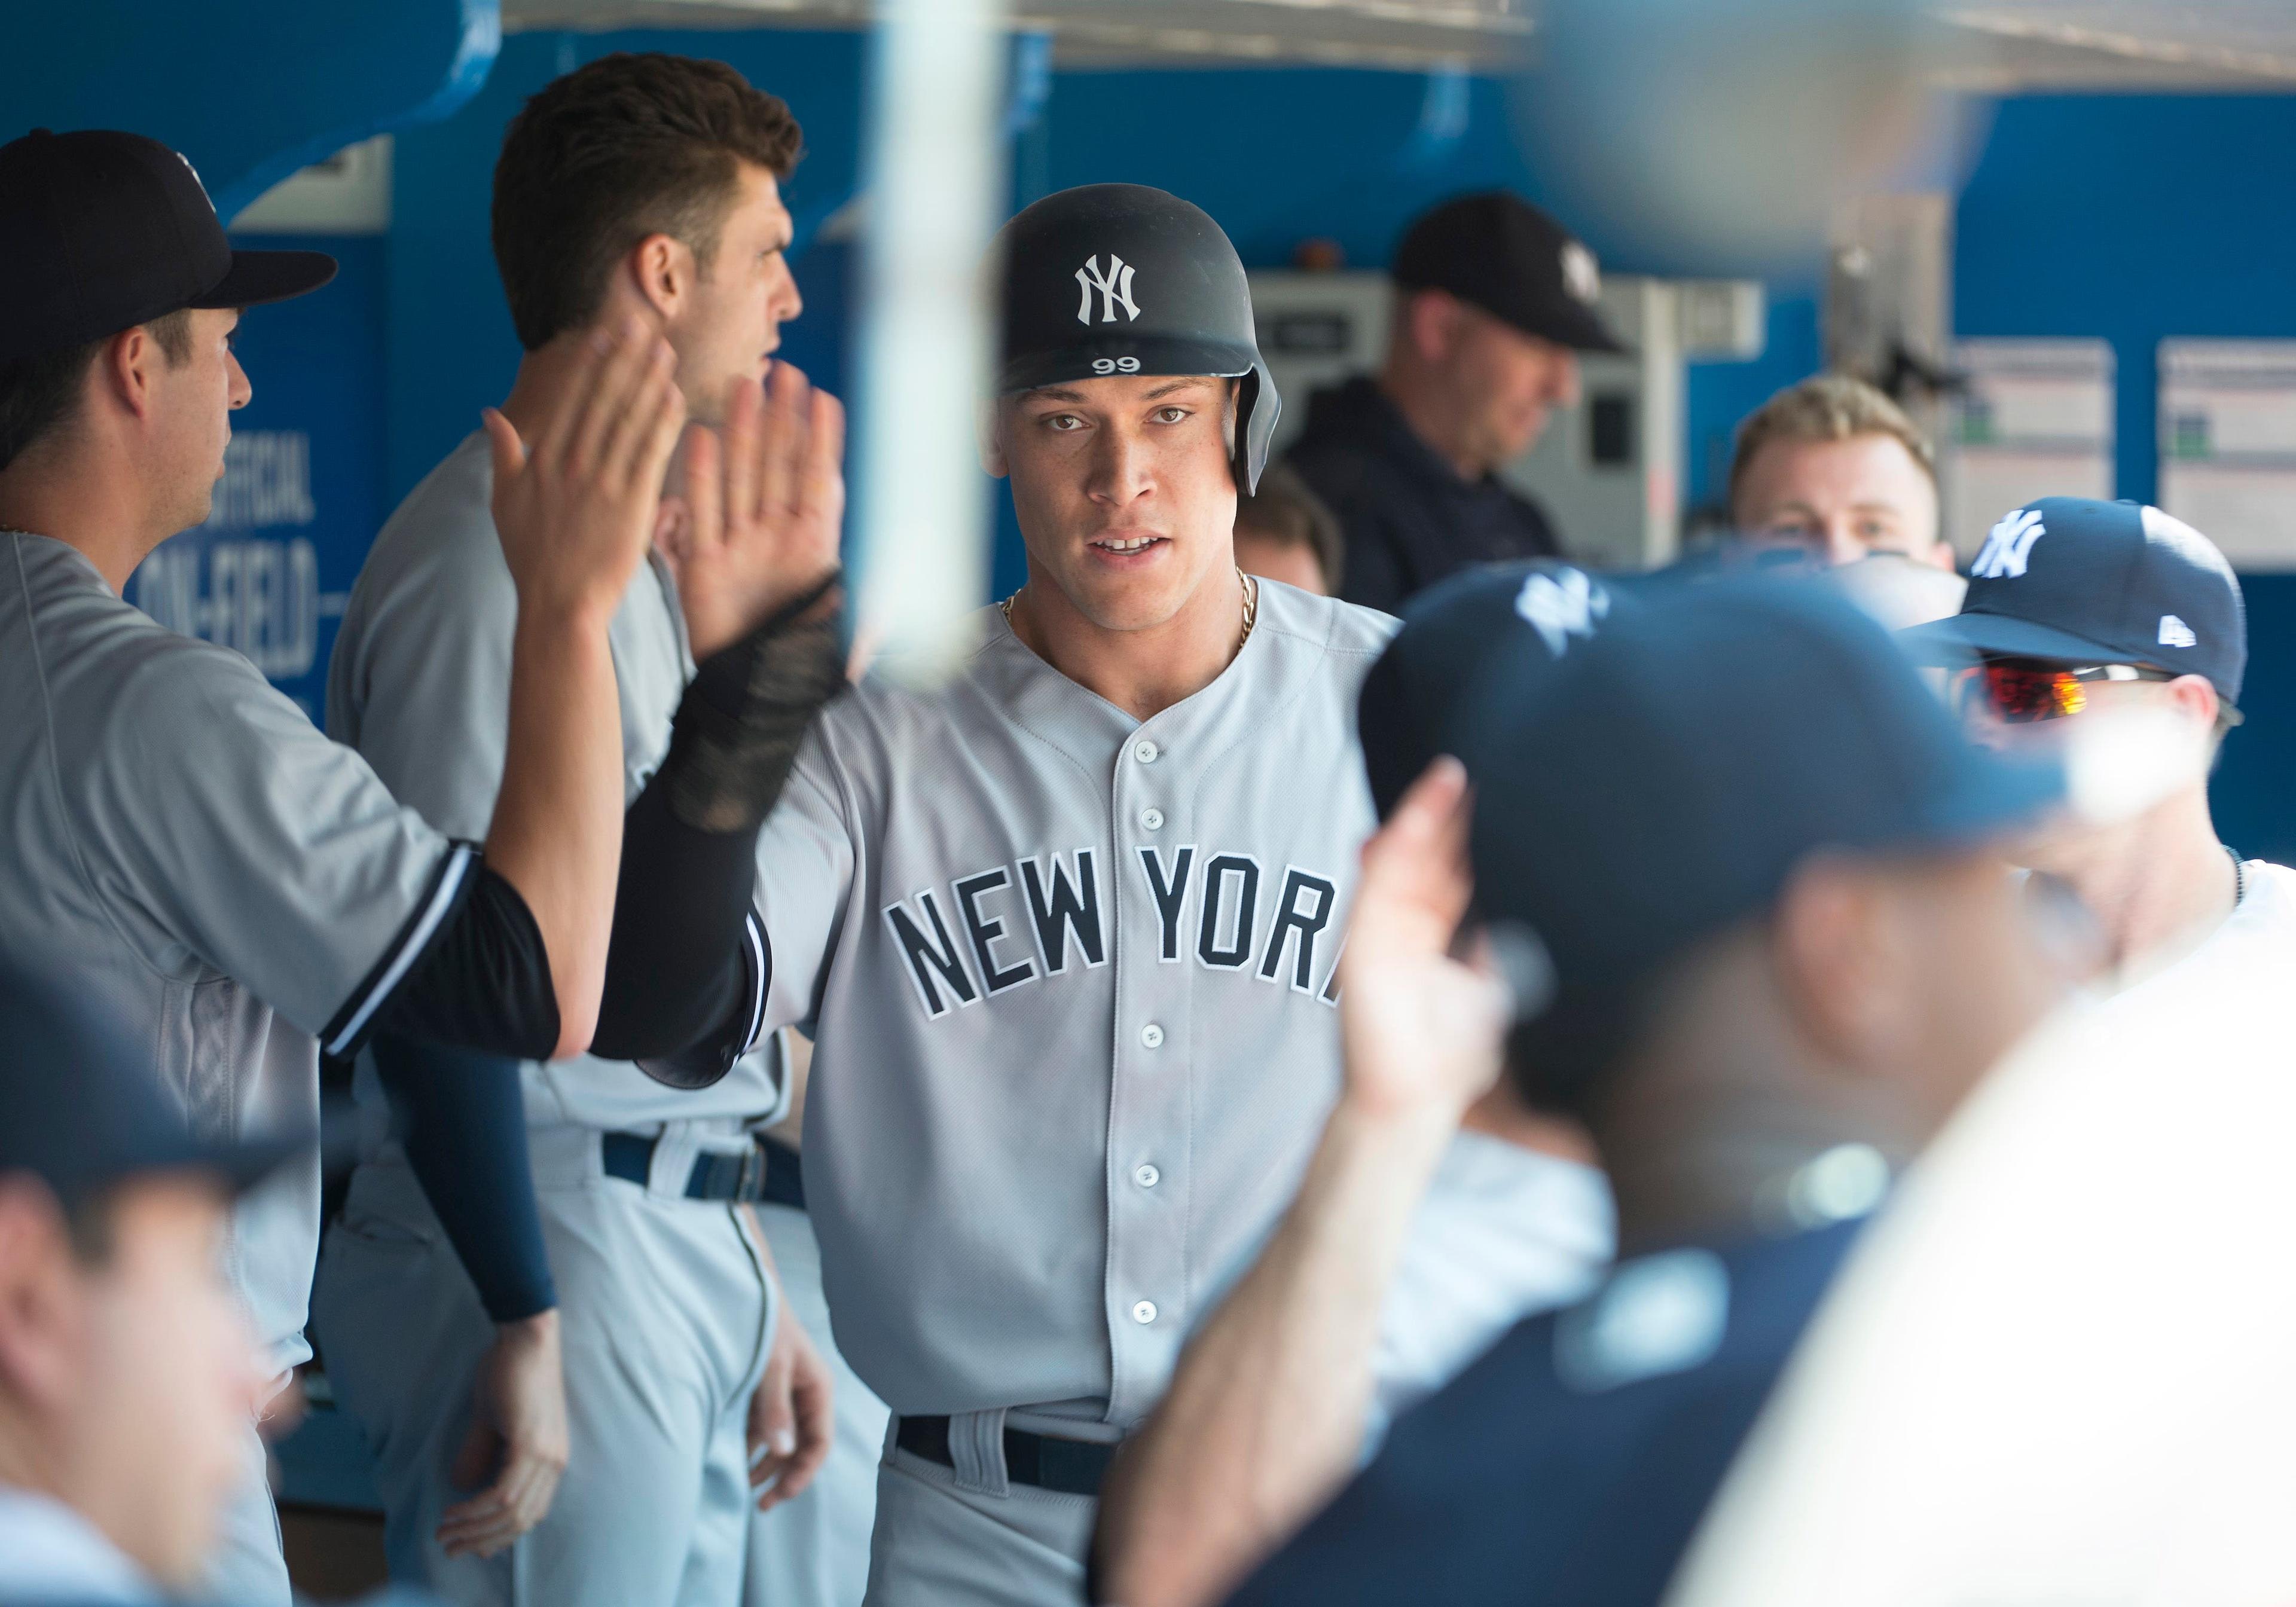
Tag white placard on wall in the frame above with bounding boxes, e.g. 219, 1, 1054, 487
2159, 340, 2296, 570
1943, 340, 2115, 560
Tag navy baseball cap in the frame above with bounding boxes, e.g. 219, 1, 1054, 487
1901, 498, 2246, 710
1458, 577, 2063, 1093
1358, 560, 1644, 820
1393, 192, 1626, 355
0, 967, 300, 1208
0, 129, 337, 364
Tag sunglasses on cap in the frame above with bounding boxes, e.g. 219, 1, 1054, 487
1952, 659, 2176, 724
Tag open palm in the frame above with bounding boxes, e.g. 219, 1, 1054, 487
1338, 758, 1511, 1126
660, 362, 847, 661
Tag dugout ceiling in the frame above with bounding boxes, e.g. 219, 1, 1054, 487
496, 0, 2296, 85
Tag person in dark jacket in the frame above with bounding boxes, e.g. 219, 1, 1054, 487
1285, 193, 1625, 613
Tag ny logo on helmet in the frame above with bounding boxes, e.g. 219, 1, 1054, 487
1516, 567, 1610, 657
1972, 508, 2046, 579
1075, 255, 1141, 326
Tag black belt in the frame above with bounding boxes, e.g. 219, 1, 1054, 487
601, 1131, 805, 1210
894, 1414, 1117, 1497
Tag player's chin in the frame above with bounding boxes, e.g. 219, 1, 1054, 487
1064, 563, 1192, 633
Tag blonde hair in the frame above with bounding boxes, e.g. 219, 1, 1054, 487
1727, 374, 1935, 522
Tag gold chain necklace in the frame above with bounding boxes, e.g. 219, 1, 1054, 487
1002, 566, 1258, 653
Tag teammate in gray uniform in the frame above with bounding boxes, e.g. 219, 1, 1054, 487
312, 54, 878, 1607
742, 183, 1392, 1607
0, 128, 815, 1607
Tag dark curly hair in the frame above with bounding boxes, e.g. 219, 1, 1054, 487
491, 51, 803, 352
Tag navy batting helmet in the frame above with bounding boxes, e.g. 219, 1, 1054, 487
991, 183, 1280, 493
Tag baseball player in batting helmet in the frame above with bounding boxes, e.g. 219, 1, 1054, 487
727, 181, 1394, 1606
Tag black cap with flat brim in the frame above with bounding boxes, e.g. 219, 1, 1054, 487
1394, 191, 1629, 356
0, 128, 336, 364
0, 966, 304, 1206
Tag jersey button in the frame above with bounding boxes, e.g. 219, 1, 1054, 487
1140, 1022, 1165, 1049
1133, 739, 1161, 765
1140, 806, 1165, 832
1131, 1300, 1158, 1325
1134, 1163, 1161, 1189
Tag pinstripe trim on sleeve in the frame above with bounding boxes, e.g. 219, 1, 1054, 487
320, 842, 480, 1057
738, 908, 771, 1054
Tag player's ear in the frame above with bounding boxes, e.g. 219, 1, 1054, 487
628, 232, 689, 324
1405, 289, 1458, 364
2165, 673, 2217, 731
97, 325, 161, 422
1771, 856, 1895, 1067
977, 399, 1010, 480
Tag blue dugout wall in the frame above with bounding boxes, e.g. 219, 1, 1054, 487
10, 13, 2293, 854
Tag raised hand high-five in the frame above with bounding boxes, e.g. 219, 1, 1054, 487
474, 313, 689, 1058
1338, 757, 1512, 1130
484, 314, 689, 626
660, 361, 847, 661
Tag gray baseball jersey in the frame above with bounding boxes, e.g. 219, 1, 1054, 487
0, 529, 469, 1371
761, 580, 1394, 1425
326, 432, 786, 1132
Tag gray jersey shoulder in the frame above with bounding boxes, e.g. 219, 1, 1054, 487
4, 531, 456, 1034
331, 434, 692, 832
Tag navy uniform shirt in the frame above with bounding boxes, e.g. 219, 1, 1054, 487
1284, 377, 1565, 615
1222, 1218, 1864, 1607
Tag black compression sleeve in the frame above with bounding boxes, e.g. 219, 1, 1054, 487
372, 1033, 557, 1322
586, 764, 765, 1080
588, 582, 841, 1081
375, 861, 560, 1061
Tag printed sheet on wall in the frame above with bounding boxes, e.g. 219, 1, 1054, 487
2159, 340, 2296, 571
1943, 339, 2114, 559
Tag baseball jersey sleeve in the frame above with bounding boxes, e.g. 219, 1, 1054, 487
68, 638, 468, 1053
752, 727, 859, 1035
329, 507, 521, 838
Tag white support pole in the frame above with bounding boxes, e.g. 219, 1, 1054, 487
850, 0, 1010, 686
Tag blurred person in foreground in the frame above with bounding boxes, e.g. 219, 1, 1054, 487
1131, 576, 2071, 1607
1902, 497, 2285, 992
0, 967, 291, 1605
1656, 501, 2296, 1607
1286, 193, 1625, 612
1671, 520, 2296, 1601
1097, 562, 1633, 1607
1229, 462, 1343, 597
1728, 375, 1965, 630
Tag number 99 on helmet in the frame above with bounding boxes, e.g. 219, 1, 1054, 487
991, 183, 1281, 494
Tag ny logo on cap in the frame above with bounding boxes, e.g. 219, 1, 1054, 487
1516, 567, 1610, 657
1561, 240, 1601, 306
1075, 255, 1140, 326
1972, 508, 2047, 580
